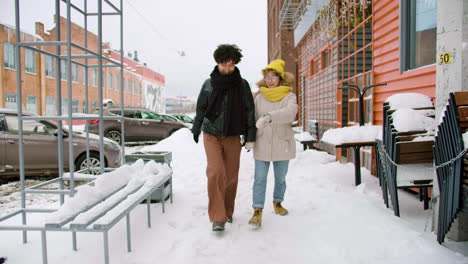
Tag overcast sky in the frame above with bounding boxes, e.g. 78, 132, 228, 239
0, 0, 268, 98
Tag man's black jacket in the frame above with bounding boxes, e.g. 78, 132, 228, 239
192, 78, 256, 142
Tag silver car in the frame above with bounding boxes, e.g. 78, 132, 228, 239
0, 109, 121, 179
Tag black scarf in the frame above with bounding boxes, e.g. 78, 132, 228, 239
205, 66, 245, 135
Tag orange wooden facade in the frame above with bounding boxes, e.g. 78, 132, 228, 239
296, 0, 436, 172
372, 0, 436, 125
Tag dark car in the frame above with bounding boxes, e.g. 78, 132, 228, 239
0, 109, 121, 178
88, 107, 186, 144
174, 114, 194, 124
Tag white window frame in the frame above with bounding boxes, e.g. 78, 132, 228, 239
108, 73, 113, 90
72, 63, 79, 82
3, 42, 16, 70
45, 55, 55, 77
25, 49, 36, 74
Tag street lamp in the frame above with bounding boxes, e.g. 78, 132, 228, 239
338, 83, 387, 126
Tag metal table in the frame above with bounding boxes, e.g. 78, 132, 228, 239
335, 141, 375, 186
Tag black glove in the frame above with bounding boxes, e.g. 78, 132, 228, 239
193, 133, 200, 143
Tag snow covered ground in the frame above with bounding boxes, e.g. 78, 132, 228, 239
0, 128, 467, 264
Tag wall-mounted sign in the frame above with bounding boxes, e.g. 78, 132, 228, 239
439, 52, 454, 64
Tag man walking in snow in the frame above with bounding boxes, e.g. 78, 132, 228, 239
192, 44, 256, 231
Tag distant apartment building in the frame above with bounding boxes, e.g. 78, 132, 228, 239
165, 96, 196, 114
0, 17, 165, 116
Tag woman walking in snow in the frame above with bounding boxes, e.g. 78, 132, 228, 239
249, 59, 298, 227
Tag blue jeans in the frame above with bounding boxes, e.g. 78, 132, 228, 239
252, 160, 289, 209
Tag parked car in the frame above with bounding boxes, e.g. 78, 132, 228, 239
0, 109, 121, 178
88, 107, 186, 144
174, 114, 194, 124
161, 114, 192, 129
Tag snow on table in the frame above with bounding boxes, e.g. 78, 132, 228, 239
321, 125, 381, 145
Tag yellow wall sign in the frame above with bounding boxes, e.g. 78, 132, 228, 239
439, 52, 454, 64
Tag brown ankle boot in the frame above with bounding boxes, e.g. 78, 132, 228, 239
248, 208, 263, 227
273, 201, 288, 215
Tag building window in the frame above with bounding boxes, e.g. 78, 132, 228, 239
115, 75, 119, 91
61, 98, 69, 115
127, 79, 132, 93
92, 101, 97, 111
310, 57, 318, 76
72, 99, 79, 113
133, 81, 138, 94
82, 100, 88, 113
401, 0, 437, 71
322, 49, 331, 70
45, 55, 55, 77
25, 49, 36, 74
108, 73, 113, 90
3, 42, 16, 70
46, 96, 55, 116
60, 60, 68, 80
26, 95, 37, 114
72, 63, 79, 82
5, 93, 17, 109
92, 69, 97, 86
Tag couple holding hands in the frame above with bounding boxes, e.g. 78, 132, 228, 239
192, 44, 297, 232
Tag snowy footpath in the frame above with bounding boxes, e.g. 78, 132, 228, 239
0, 128, 467, 264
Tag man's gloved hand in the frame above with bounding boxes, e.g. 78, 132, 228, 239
245, 142, 254, 152
193, 132, 200, 143
256, 114, 272, 129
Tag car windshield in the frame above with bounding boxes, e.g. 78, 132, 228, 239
142, 112, 162, 120
163, 115, 178, 122
5, 115, 57, 135
179, 115, 193, 122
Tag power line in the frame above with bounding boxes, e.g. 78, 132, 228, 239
124, 0, 186, 56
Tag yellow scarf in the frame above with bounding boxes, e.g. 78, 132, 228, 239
260, 86, 292, 102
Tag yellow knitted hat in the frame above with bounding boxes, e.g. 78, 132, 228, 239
262, 59, 285, 79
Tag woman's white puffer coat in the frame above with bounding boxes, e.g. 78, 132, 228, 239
253, 92, 298, 161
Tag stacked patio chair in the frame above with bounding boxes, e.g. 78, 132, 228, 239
377, 101, 435, 217
434, 92, 468, 244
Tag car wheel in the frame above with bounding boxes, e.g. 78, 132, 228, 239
105, 130, 121, 144
75, 152, 106, 175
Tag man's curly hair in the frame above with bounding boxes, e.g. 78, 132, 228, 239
213, 44, 243, 64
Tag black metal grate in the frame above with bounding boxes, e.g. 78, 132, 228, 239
434, 92, 468, 244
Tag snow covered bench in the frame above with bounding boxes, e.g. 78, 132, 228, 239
41, 159, 173, 264
295, 120, 319, 150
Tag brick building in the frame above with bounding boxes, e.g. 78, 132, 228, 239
271, 0, 438, 169
0, 17, 165, 116
267, 0, 297, 91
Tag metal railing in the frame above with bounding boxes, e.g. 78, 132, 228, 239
1, 0, 125, 248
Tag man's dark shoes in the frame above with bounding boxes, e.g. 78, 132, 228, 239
227, 216, 233, 223
212, 222, 225, 231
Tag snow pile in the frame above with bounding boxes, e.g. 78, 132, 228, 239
94, 162, 172, 226
321, 125, 381, 145
1, 124, 468, 264
391, 108, 437, 133
386, 93, 433, 110
294, 131, 316, 141
44, 159, 168, 225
